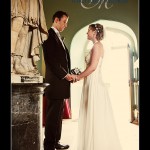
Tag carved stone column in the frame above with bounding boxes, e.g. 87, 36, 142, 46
12, 83, 49, 150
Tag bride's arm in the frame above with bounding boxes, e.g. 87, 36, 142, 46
77, 43, 103, 81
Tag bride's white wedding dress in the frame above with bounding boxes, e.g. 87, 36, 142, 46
72, 49, 122, 150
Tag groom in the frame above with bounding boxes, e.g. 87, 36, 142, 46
42, 11, 74, 150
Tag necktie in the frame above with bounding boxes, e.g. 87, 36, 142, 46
57, 32, 61, 39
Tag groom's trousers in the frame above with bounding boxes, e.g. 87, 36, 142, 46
44, 98, 64, 150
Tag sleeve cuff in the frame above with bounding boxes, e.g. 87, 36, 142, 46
62, 73, 68, 79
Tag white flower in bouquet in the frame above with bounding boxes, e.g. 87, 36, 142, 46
71, 67, 81, 75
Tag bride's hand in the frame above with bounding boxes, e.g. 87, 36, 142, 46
71, 74, 79, 83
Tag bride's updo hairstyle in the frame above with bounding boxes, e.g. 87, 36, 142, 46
89, 23, 104, 41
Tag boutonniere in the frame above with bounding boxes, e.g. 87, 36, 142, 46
71, 67, 81, 75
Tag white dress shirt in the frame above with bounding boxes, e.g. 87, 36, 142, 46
51, 26, 69, 79
51, 26, 66, 49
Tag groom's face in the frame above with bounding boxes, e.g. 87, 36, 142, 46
56, 15, 69, 32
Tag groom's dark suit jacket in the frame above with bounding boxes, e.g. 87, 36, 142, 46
42, 28, 71, 99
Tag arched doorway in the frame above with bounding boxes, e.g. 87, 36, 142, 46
70, 20, 139, 125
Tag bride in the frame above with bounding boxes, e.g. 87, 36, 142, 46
71, 23, 122, 150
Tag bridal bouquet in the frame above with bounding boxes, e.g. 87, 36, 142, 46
71, 67, 81, 75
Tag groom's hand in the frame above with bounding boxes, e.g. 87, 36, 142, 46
64, 74, 74, 81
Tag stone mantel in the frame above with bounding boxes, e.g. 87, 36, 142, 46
12, 83, 49, 150
12, 83, 49, 92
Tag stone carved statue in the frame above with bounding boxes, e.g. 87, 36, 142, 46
11, 0, 48, 75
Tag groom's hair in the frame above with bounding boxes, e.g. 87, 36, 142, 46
52, 11, 69, 22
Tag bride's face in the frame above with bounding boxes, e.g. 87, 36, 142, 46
87, 27, 96, 41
